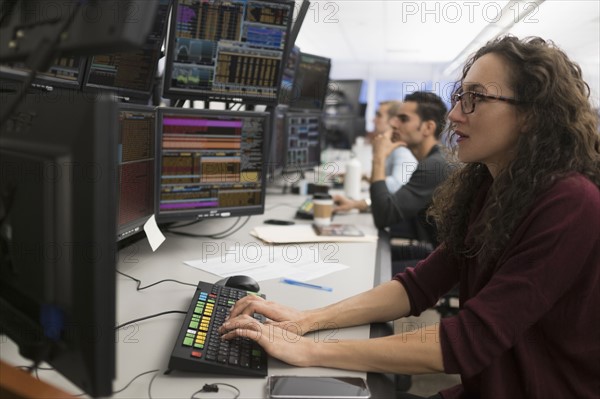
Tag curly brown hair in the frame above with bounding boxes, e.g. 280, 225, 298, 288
429, 36, 600, 268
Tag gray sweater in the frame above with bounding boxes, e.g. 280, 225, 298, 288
369, 145, 450, 232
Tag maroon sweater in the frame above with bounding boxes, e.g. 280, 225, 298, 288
394, 174, 600, 399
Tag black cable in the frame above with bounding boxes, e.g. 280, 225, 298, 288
115, 310, 187, 331
113, 369, 160, 395
117, 270, 197, 291
202, 217, 243, 237
164, 216, 251, 239
17, 364, 164, 398
167, 216, 241, 237
169, 219, 204, 229
16, 364, 52, 373
191, 383, 241, 399
148, 369, 165, 399
211, 216, 251, 239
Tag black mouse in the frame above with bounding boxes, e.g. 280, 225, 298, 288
216, 275, 260, 292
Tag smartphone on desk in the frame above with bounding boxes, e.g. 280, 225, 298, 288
264, 219, 295, 225
267, 376, 371, 399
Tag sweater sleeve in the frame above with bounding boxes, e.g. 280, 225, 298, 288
439, 176, 600, 378
370, 150, 449, 230
393, 245, 461, 316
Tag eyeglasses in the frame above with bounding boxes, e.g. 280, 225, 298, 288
451, 91, 522, 114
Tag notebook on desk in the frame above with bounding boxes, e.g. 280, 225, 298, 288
312, 223, 364, 237
250, 224, 377, 244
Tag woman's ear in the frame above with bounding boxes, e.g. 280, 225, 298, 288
519, 112, 531, 134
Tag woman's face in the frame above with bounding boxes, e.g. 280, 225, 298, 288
448, 53, 523, 177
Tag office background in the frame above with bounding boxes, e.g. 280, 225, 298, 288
1, 1, 599, 397
293, 0, 600, 130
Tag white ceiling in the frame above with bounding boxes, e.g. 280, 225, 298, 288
294, 0, 600, 105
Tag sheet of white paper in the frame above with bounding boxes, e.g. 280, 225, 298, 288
184, 244, 349, 282
283, 261, 349, 282
143, 215, 165, 252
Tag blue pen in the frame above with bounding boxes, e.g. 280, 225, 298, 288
280, 278, 333, 292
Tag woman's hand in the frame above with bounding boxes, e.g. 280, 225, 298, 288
223, 295, 315, 335
220, 314, 317, 367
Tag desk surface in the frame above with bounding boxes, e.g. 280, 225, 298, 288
1, 192, 393, 398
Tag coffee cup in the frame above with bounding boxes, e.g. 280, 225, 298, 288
312, 193, 334, 226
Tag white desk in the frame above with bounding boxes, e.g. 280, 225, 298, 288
1, 192, 394, 398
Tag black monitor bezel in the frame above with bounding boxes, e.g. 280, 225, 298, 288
155, 106, 270, 223
288, 51, 332, 112
0, 90, 117, 397
267, 104, 290, 175
322, 113, 360, 150
277, 45, 301, 107
162, 0, 295, 105
0, 1, 160, 64
35, 56, 89, 90
0, 56, 88, 91
82, 0, 172, 102
116, 103, 158, 242
327, 79, 365, 115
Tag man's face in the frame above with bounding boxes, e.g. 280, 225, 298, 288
390, 101, 424, 148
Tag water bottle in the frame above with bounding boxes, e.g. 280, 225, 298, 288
344, 156, 362, 200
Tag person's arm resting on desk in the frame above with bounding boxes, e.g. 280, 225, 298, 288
333, 195, 370, 212
219, 280, 444, 375
332, 132, 405, 214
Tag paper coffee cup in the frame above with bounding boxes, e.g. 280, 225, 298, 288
313, 195, 334, 226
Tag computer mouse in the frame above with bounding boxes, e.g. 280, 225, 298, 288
216, 275, 260, 293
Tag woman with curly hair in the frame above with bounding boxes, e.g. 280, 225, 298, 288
220, 36, 600, 399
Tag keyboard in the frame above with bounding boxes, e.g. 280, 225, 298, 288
168, 281, 268, 377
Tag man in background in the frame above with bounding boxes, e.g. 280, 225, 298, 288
335, 92, 450, 246
368, 100, 417, 192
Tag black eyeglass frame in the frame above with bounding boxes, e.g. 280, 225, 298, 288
451, 91, 522, 114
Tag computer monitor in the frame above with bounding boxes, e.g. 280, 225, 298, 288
0, 90, 117, 397
324, 80, 367, 149
326, 79, 366, 117
323, 115, 356, 150
83, 0, 172, 102
117, 104, 157, 242
285, 110, 323, 170
278, 46, 301, 106
155, 107, 270, 223
0, 0, 160, 64
1, 56, 88, 91
162, 0, 295, 105
289, 52, 331, 111
277, 0, 309, 106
